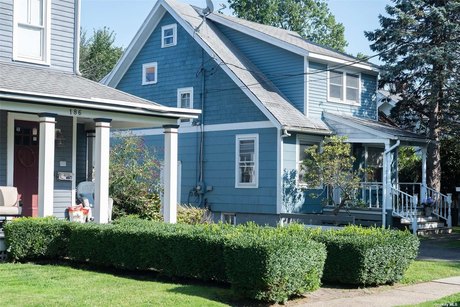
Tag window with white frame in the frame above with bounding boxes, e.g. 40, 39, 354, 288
221, 213, 236, 225
235, 134, 258, 188
328, 70, 360, 104
161, 24, 177, 48
142, 62, 158, 85
14, 0, 49, 64
177, 87, 193, 123
297, 136, 322, 187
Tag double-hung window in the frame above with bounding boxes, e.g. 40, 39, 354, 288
14, 0, 49, 64
235, 134, 258, 188
161, 24, 177, 48
297, 136, 322, 187
177, 87, 193, 124
142, 62, 158, 85
328, 70, 360, 104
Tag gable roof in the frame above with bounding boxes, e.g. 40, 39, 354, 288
0, 62, 200, 119
206, 12, 379, 72
104, 0, 331, 134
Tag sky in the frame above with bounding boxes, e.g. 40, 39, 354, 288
80, 0, 392, 64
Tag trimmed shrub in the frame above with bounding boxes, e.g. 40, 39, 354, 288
224, 227, 326, 303
310, 226, 420, 285
4, 217, 72, 261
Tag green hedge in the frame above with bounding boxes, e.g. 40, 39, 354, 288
4, 217, 72, 261
4, 218, 326, 303
309, 226, 420, 285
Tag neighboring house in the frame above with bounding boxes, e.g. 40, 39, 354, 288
0, 0, 198, 223
104, 0, 452, 231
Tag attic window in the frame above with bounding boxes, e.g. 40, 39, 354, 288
142, 62, 157, 85
328, 70, 361, 105
161, 24, 177, 48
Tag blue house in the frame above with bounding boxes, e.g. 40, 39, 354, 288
104, 0, 452, 231
0, 0, 198, 225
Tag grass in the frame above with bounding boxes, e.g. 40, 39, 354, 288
401, 260, 460, 284
0, 262, 237, 306
401, 292, 460, 307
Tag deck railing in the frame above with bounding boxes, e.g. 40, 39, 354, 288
356, 182, 384, 209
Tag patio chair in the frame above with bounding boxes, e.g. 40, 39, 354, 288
0, 186, 22, 217
76, 181, 113, 222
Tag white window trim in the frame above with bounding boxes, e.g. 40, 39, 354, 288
161, 24, 177, 48
142, 62, 158, 85
235, 134, 259, 189
177, 87, 194, 126
221, 213, 236, 225
296, 135, 323, 188
327, 69, 361, 106
13, 0, 51, 65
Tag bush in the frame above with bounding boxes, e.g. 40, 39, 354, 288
177, 204, 212, 225
4, 217, 72, 261
310, 226, 419, 285
224, 226, 326, 302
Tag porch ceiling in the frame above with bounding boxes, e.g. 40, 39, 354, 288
323, 112, 429, 145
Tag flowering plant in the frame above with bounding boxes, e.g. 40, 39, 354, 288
422, 197, 434, 208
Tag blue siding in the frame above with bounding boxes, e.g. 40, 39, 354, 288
117, 13, 267, 125
282, 133, 324, 213
0, 110, 7, 185
216, 23, 305, 113
142, 127, 278, 214
308, 61, 377, 120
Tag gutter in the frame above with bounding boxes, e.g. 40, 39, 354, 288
74, 0, 82, 75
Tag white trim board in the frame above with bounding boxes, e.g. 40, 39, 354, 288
130, 121, 274, 136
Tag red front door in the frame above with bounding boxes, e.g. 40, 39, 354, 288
13, 120, 40, 217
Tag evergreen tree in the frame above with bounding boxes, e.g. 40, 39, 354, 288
228, 0, 348, 52
365, 0, 460, 191
80, 27, 123, 82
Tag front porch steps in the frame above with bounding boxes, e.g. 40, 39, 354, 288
398, 213, 451, 236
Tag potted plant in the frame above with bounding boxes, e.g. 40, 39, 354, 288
422, 197, 434, 217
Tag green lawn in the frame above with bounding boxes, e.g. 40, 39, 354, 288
401, 260, 460, 284
404, 292, 460, 307
0, 263, 236, 306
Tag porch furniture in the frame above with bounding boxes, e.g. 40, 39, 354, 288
76, 181, 113, 222
0, 186, 22, 217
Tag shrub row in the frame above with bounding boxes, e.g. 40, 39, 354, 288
4, 218, 326, 303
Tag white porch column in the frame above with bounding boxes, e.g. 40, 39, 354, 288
38, 113, 56, 217
93, 119, 111, 224
421, 146, 427, 200
163, 124, 179, 224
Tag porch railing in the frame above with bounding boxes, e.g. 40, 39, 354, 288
399, 183, 452, 227
356, 182, 383, 209
391, 187, 418, 220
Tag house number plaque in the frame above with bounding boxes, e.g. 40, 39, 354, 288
69, 108, 82, 116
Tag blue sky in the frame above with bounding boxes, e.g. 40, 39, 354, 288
80, 0, 392, 63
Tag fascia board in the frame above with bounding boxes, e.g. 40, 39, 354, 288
104, 2, 166, 87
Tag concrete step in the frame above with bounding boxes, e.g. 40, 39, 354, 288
401, 216, 439, 224
416, 222, 446, 229
417, 227, 452, 236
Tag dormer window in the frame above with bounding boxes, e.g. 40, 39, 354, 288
142, 62, 158, 85
161, 24, 177, 48
328, 70, 360, 105
13, 0, 50, 64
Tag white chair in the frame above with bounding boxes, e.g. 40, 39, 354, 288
0, 186, 22, 217
76, 181, 113, 222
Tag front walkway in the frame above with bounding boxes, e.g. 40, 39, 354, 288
299, 276, 460, 306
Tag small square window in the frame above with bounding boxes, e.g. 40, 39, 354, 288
142, 62, 158, 85
177, 87, 194, 124
221, 213, 236, 225
161, 24, 177, 48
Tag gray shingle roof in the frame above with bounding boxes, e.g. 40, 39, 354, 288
0, 62, 161, 107
324, 112, 428, 142
207, 12, 367, 65
164, 0, 330, 133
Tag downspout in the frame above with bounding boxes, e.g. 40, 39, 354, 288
74, 0, 82, 75
383, 140, 400, 228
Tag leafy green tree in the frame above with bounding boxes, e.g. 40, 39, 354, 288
301, 136, 362, 214
365, 0, 460, 191
80, 27, 123, 82
228, 0, 348, 51
398, 146, 421, 184
110, 132, 162, 220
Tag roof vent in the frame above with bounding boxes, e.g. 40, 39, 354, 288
202, 0, 214, 15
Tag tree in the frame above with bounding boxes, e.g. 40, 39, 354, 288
110, 132, 162, 220
228, 0, 348, 52
80, 27, 123, 82
365, 0, 460, 191
301, 136, 363, 214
